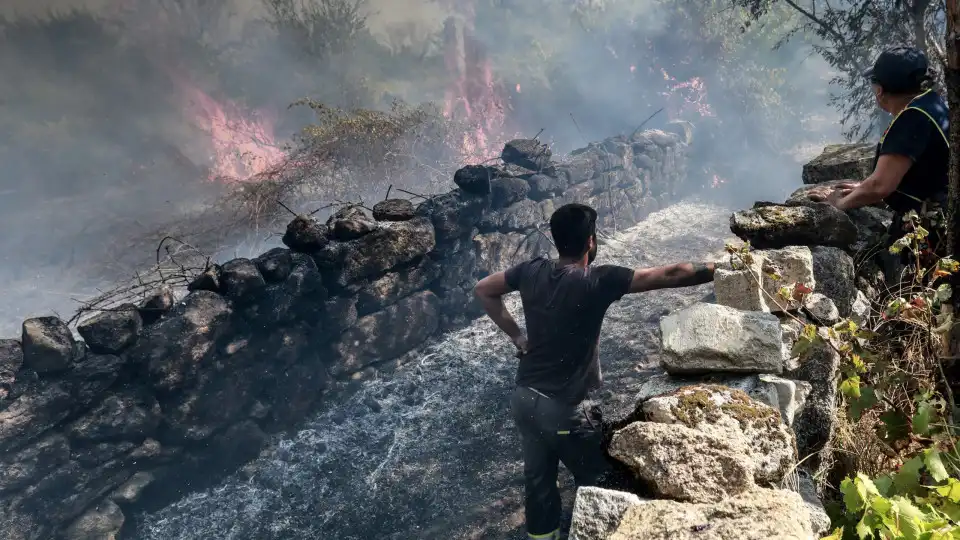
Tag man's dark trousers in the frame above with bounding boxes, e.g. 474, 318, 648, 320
510, 386, 609, 538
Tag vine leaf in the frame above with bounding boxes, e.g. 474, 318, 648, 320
922, 449, 949, 483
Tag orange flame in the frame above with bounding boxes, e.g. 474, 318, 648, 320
176, 82, 286, 182
660, 68, 714, 119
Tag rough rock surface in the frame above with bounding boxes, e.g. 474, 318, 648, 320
786, 330, 841, 464
254, 248, 294, 283
608, 488, 814, 540
803, 292, 840, 324
608, 421, 754, 503
327, 206, 378, 241
568, 486, 647, 540
453, 165, 496, 195
730, 202, 858, 250
795, 471, 831, 537
138, 287, 175, 325
634, 373, 810, 427
316, 217, 436, 287
282, 215, 329, 252
372, 199, 415, 221
21, 317, 77, 374
77, 307, 143, 355
801, 143, 874, 184
811, 246, 856, 318
501, 139, 552, 171
63, 499, 125, 540
474, 231, 555, 276
660, 303, 783, 374
641, 385, 798, 483
0, 339, 23, 397
331, 291, 441, 376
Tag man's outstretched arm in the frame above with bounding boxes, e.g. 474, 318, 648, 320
474, 272, 526, 349
627, 262, 716, 294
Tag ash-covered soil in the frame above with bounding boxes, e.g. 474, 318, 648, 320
131, 197, 737, 540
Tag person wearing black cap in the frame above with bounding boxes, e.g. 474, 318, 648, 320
810, 46, 949, 254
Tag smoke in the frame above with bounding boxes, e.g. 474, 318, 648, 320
0, 0, 840, 335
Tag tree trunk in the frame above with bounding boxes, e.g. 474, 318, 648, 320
946, 0, 960, 359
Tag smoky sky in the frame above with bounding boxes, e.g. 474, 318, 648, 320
0, 0, 841, 335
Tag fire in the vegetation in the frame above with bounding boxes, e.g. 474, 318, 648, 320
440, 3, 507, 164
175, 79, 286, 182
660, 68, 714, 119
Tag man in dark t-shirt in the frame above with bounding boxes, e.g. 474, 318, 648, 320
473, 203, 717, 539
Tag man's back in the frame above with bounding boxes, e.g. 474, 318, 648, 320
505, 257, 633, 405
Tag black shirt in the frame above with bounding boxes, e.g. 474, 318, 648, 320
504, 257, 634, 405
876, 90, 950, 213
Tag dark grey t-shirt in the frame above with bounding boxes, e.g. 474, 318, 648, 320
505, 257, 634, 405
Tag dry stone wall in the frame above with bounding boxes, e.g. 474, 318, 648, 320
569, 143, 886, 540
0, 126, 692, 540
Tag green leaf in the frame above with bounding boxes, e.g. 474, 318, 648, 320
880, 410, 912, 442
791, 336, 813, 358
934, 479, 960, 503
922, 449, 949, 483
938, 257, 959, 273
890, 236, 912, 254
821, 528, 844, 540
893, 457, 925, 494
842, 477, 866, 512
801, 323, 818, 340
913, 402, 935, 436
855, 516, 872, 539
849, 386, 878, 421
874, 474, 894, 496
935, 284, 952, 303
841, 376, 862, 399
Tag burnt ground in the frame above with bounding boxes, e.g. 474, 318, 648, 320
130, 198, 737, 540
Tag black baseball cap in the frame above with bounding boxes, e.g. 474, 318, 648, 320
863, 46, 929, 93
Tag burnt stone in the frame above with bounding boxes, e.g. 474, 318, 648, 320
415, 189, 488, 252
323, 295, 358, 335
282, 215, 330, 253
126, 291, 232, 393
254, 248, 294, 283
21, 316, 76, 374
356, 258, 442, 316
453, 165, 496, 195
66, 389, 161, 443
501, 139, 552, 171
64, 354, 125, 408
0, 433, 70, 493
187, 266, 221, 293
77, 305, 142, 355
526, 173, 564, 200
0, 381, 73, 452
315, 217, 436, 287
729, 201, 858, 250
373, 199, 415, 221
328, 206, 377, 241
220, 258, 267, 301
139, 287, 175, 325
489, 177, 530, 208
0, 339, 23, 400
479, 199, 544, 232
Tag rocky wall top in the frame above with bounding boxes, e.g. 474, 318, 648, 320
0, 124, 692, 540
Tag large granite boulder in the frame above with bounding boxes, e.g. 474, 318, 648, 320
219, 258, 267, 301
478, 199, 544, 232
640, 385, 798, 483
253, 247, 294, 283
608, 488, 814, 540
66, 389, 161, 443
356, 258, 442, 316
608, 421, 754, 503
489, 176, 530, 208
802, 143, 874, 184
659, 303, 783, 374
0, 434, 71, 493
453, 165, 496, 195
21, 317, 77, 374
730, 201, 858, 250
714, 246, 815, 313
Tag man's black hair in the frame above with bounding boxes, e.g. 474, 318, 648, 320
550, 203, 597, 258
